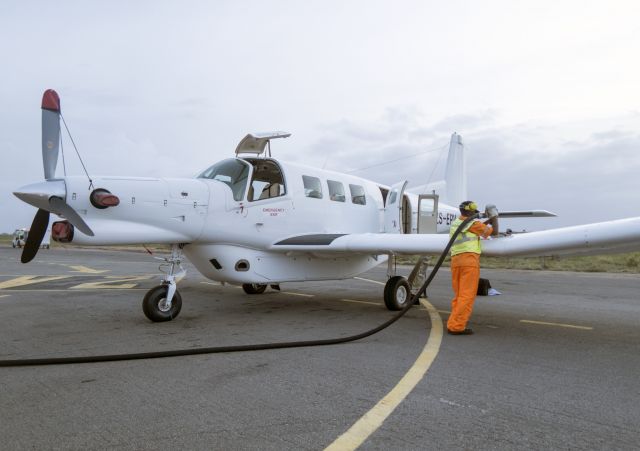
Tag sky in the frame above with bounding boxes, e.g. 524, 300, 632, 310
1, 0, 639, 233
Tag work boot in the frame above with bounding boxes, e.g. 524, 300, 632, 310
447, 328, 474, 335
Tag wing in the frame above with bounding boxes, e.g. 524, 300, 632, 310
269, 217, 640, 257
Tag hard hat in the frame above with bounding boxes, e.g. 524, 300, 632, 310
459, 200, 479, 214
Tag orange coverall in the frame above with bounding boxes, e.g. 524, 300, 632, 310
447, 219, 493, 332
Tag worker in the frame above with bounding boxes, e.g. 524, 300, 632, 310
447, 201, 493, 335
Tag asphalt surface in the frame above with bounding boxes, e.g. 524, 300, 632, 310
0, 245, 639, 450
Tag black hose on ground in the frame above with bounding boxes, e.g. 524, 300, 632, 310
0, 215, 478, 367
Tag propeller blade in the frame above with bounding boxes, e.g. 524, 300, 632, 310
49, 197, 94, 236
21, 209, 50, 263
42, 89, 61, 180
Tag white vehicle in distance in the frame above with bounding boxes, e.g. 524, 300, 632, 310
12, 228, 50, 249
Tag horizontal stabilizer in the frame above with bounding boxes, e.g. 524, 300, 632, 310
498, 210, 557, 218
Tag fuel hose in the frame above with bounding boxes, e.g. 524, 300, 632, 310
0, 215, 478, 367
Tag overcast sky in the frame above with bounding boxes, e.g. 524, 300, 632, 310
1, 0, 639, 233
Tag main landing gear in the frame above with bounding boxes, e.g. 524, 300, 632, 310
241, 283, 280, 294
383, 255, 430, 311
242, 283, 267, 294
142, 244, 186, 322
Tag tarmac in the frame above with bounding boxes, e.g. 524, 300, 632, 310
1, 245, 639, 450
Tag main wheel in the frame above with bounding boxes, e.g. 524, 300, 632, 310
384, 276, 411, 310
242, 283, 267, 294
142, 285, 183, 322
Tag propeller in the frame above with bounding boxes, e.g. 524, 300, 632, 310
15, 89, 94, 263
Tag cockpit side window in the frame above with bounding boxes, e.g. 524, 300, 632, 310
247, 159, 286, 202
197, 159, 250, 201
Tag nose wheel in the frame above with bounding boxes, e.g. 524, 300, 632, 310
143, 285, 183, 322
143, 244, 186, 322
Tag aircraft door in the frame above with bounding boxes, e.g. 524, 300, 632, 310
384, 181, 408, 233
418, 194, 439, 234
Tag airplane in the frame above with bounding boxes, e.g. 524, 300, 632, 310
13, 89, 640, 322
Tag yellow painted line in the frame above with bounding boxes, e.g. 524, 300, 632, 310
0, 289, 146, 292
340, 298, 379, 306
70, 276, 152, 290
201, 283, 241, 289
0, 276, 71, 289
281, 291, 315, 298
520, 320, 593, 330
354, 277, 385, 286
325, 299, 443, 450
437, 309, 451, 314
66, 265, 109, 274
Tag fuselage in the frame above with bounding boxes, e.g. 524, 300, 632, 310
40, 157, 459, 283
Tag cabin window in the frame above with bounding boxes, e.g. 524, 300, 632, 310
303, 176, 323, 199
198, 158, 250, 201
247, 159, 286, 202
327, 180, 346, 202
349, 184, 366, 205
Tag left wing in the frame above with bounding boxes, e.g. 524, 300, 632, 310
269, 217, 640, 257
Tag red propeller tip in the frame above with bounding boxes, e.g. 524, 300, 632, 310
42, 89, 60, 112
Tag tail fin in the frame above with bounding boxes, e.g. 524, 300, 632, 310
410, 133, 467, 206
444, 132, 467, 206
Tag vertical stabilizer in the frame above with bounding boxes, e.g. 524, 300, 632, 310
444, 132, 467, 206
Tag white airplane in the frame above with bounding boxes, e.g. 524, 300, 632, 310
14, 89, 640, 322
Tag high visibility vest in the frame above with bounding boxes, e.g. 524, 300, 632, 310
450, 217, 482, 256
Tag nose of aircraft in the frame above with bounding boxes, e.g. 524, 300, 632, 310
13, 180, 66, 211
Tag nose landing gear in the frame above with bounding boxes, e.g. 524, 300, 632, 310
142, 244, 186, 322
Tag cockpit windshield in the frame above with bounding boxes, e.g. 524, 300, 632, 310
197, 159, 250, 201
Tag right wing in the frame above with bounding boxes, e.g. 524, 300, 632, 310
269, 217, 640, 258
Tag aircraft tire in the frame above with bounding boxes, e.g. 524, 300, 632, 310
142, 285, 183, 322
384, 276, 411, 311
242, 284, 267, 294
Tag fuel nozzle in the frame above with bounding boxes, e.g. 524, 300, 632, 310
484, 204, 499, 236
485, 204, 499, 219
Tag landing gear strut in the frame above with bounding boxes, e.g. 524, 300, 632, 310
142, 244, 186, 322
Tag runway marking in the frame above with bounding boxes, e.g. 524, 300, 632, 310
325, 298, 443, 450
520, 320, 593, 330
282, 291, 315, 298
201, 282, 242, 289
0, 288, 146, 292
354, 277, 385, 286
340, 298, 379, 306
69, 276, 152, 290
0, 276, 71, 289
66, 265, 109, 274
